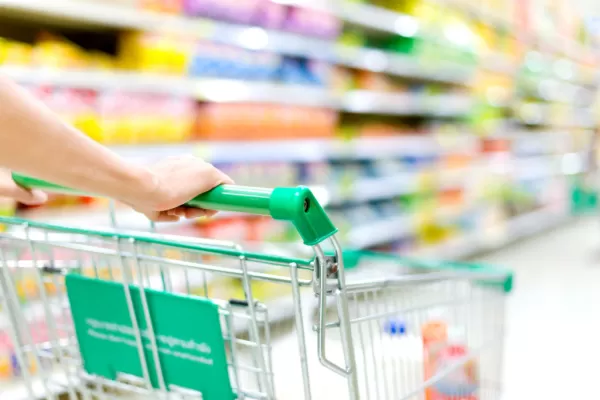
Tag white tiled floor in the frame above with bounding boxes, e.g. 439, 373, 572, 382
477, 216, 600, 400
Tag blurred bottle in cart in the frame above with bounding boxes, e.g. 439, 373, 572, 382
0, 331, 12, 379
422, 320, 479, 400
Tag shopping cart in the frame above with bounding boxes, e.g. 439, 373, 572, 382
0, 174, 512, 400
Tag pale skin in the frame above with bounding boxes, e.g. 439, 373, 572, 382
0, 76, 233, 221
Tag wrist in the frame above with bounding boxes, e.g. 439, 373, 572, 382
112, 164, 158, 209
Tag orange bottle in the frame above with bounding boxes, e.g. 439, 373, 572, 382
422, 320, 479, 399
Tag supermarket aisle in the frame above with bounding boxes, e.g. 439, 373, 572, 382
477, 216, 600, 400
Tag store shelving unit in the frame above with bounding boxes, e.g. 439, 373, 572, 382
1, 66, 473, 116
0, 0, 333, 58
0, 0, 474, 83
0, 0, 581, 243
0, 0, 587, 253
106, 136, 443, 164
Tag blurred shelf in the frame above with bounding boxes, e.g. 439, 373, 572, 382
336, 46, 473, 84
415, 233, 481, 260
338, 2, 417, 36
483, 151, 586, 178
110, 136, 441, 164
513, 155, 559, 180
348, 215, 413, 249
343, 91, 473, 116
0, 1, 474, 84
329, 172, 419, 205
333, 2, 475, 84
0, 0, 333, 59
436, 0, 512, 31
508, 130, 571, 156
516, 119, 596, 130
1, 67, 338, 108
506, 207, 569, 241
531, 32, 594, 65
2, 67, 473, 113
521, 58, 597, 87
481, 52, 517, 75
346, 202, 570, 251
266, 0, 335, 13
417, 207, 570, 259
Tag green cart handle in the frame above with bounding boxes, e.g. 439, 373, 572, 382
12, 173, 338, 246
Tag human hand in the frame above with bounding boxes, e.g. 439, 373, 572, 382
0, 168, 47, 205
128, 156, 234, 222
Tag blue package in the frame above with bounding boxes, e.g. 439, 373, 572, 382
279, 57, 327, 86
383, 318, 407, 336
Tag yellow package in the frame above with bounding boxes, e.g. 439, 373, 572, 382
130, 111, 151, 144
413, 1, 437, 27
119, 31, 171, 74
75, 113, 102, 142
97, 115, 120, 144
117, 114, 135, 144
0, 37, 7, 64
88, 51, 116, 70
3, 41, 33, 66
33, 33, 89, 69
118, 31, 158, 72
170, 35, 193, 75
476, 22, 494, 55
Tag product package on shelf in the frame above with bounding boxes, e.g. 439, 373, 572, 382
118, 31, 193, 75
182, 0, 341, 39
188, 41, 280, 81
193, 103, 338, 140
23, 85, 197, 145
0, 0, 594, 269
96, 92, 196, 144
140, 0, 184, 14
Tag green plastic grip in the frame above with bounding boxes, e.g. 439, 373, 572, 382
12, 173, 337, 246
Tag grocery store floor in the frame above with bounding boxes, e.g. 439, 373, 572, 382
478, 215, 600, 400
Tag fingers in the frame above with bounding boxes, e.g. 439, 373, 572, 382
175, 207, 217, 219
184, 208, 218, 219
139, 156, 235, 221
144, 211, 181, 222
216, 170, 234, 185
6, 186, 48, 206
144, 207, 218, 222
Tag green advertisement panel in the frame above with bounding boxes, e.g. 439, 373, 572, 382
66, 274, 234, 399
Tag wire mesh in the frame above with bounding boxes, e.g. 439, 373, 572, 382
0, 220, 509, 400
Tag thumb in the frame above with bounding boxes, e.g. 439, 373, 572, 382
8, 186, 48, 206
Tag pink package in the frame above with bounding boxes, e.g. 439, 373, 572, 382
254, 0, 286, 29
283, 8, 341, 39
183, 0, 222, 19
184, 0, 261, 24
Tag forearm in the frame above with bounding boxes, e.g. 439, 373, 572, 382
0, 76, 154, 203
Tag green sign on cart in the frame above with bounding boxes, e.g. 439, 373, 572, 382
66, 274, 235, 400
